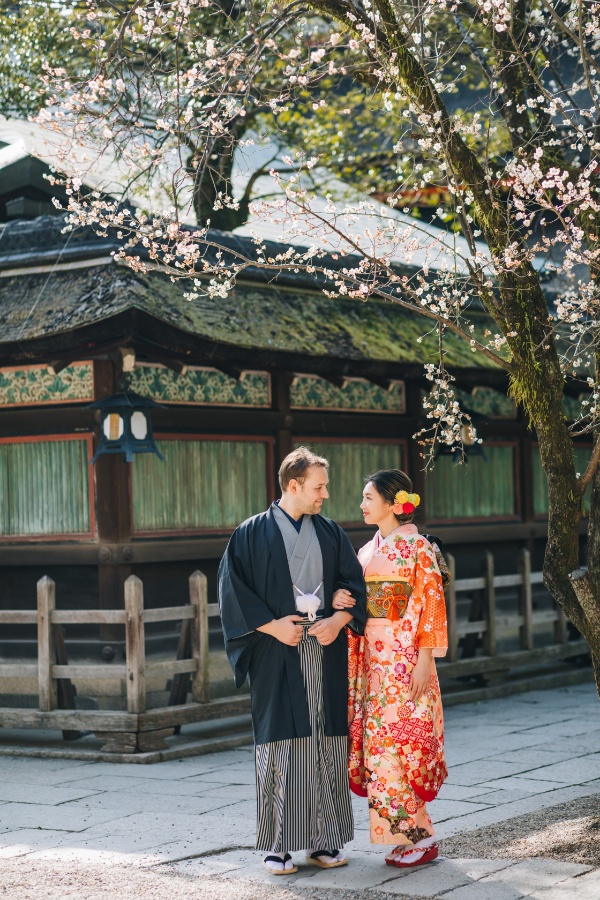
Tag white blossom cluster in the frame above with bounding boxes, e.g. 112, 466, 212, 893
35, 0, 600, 465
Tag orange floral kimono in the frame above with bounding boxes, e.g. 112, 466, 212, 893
348, 523, 448, 846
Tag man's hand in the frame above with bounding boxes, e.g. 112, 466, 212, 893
408, 649, 432, 701
257, 615, 304, 646
332, 588, 356, 610
308, 611, 352, 646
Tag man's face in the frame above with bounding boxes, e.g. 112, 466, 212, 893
290, 466, 329, 516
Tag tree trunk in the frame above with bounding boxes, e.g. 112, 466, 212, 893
189, 129, 251, 231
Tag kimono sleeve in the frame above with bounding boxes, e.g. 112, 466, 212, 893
218, 528, 274, 641
218, 527, 275, 687
334, 528, 367, 634
413, 540, 448, 657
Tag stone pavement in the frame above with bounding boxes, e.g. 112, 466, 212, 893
0, 681, 599, 898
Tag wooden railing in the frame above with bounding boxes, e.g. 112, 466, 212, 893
0, 552, 591, 753
0, 570, 239, 753
439, 549, 588, 685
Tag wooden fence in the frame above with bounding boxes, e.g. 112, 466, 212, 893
439, 549, 589, 685
0, 571, 241, 753
0, 551, 591, 753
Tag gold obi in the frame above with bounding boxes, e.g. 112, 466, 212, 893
365, 577, 412, 621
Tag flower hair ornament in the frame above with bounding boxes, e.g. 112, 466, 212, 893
392, 490, 421, 515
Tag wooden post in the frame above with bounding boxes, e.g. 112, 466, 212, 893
445, 553, 458, 662
94, 359, 133, 643
519, 548, 533, 650
484, 552, 496, 656
190, 570, 209, 703
125, 575, 146, 714
37, 576, 57, 712
554, 605, 569, 644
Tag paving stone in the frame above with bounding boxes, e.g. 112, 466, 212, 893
281, 851, 400, 890
0, 828, 67, 857
60, 773, 244, 797
191, 784, 257, 801
436, 784, 498, 802
379, 858, 473, 895
481, 858, 593, 891
0, 802, 120, 833
166, 854, 246, 877
475, 777, 568, 795
61, 791, 240, 817
183, 770, 257, 786
449, 858, 519, 880
442, 881, 525, 899
445, 760, 548, 786
424, 799, 494, 822
528, 869, 600, 899
483, 748, 584, 767
511, 754, 600, 785
0, 782, 100, 805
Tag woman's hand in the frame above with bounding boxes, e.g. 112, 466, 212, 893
408, 649, 432, 701
332, 588, 356, 610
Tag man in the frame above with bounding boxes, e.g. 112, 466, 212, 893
218, 446, 367, 875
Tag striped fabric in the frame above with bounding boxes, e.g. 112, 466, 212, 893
255, 629, 354, 853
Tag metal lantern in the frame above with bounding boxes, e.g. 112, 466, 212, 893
87, 392, 165, 463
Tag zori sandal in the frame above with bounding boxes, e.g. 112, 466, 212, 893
394, 844, 439, 868
263, 853, 298, 875
385, 846, 407, 867
306, 849, 348, 868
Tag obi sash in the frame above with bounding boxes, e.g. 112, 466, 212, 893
365, 576, 412, 621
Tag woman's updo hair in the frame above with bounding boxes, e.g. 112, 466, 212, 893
366, 469, 415, 524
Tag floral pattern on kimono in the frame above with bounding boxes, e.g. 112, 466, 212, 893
348, 524, 448, 845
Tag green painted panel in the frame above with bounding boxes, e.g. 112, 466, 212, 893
533, 446, 591, 516
0, 363, 94, 407
0, 439, 90, 536
455, 386, 517, 419
306, 441, 403, 522
125, 366, 270, 407
291, 376, 406, 413
427, 446, 515, 519
131, 439, 268, 531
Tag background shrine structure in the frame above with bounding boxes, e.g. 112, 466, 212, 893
0, 133, 592, 757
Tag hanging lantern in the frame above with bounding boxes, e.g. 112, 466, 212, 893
435, 423, 487, 463
87, 392, 165, 463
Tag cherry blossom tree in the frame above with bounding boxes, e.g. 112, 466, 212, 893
38, 0, 600, 691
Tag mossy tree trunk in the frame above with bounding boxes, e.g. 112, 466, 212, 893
306, 0, 600, 690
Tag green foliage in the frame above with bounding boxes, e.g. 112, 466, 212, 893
0, 1, 91, 117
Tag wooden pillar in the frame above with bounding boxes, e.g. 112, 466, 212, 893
190, 570, 209, 703
518, 548, 533, 650
406, 381, 426, 523
125, 575, 146, 714
273, 371, 293, 489
484, 551, 497, 656
445, 553, 458, 663
93, 359, 132, 640
37, 576, 57, 712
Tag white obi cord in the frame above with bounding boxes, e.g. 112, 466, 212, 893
293, 582, 323, 621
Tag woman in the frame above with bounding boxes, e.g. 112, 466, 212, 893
333, 469, 448, 868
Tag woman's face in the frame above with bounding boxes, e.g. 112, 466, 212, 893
360, 481, 393, 526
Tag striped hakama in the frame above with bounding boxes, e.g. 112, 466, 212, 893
255, 628, 354, 852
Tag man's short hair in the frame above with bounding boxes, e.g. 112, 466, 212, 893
278, 446, 329, 491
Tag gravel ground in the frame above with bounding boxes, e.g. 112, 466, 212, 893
0, 859, 405, 900
440, 791, 600, 867
2, 793, 598, 899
